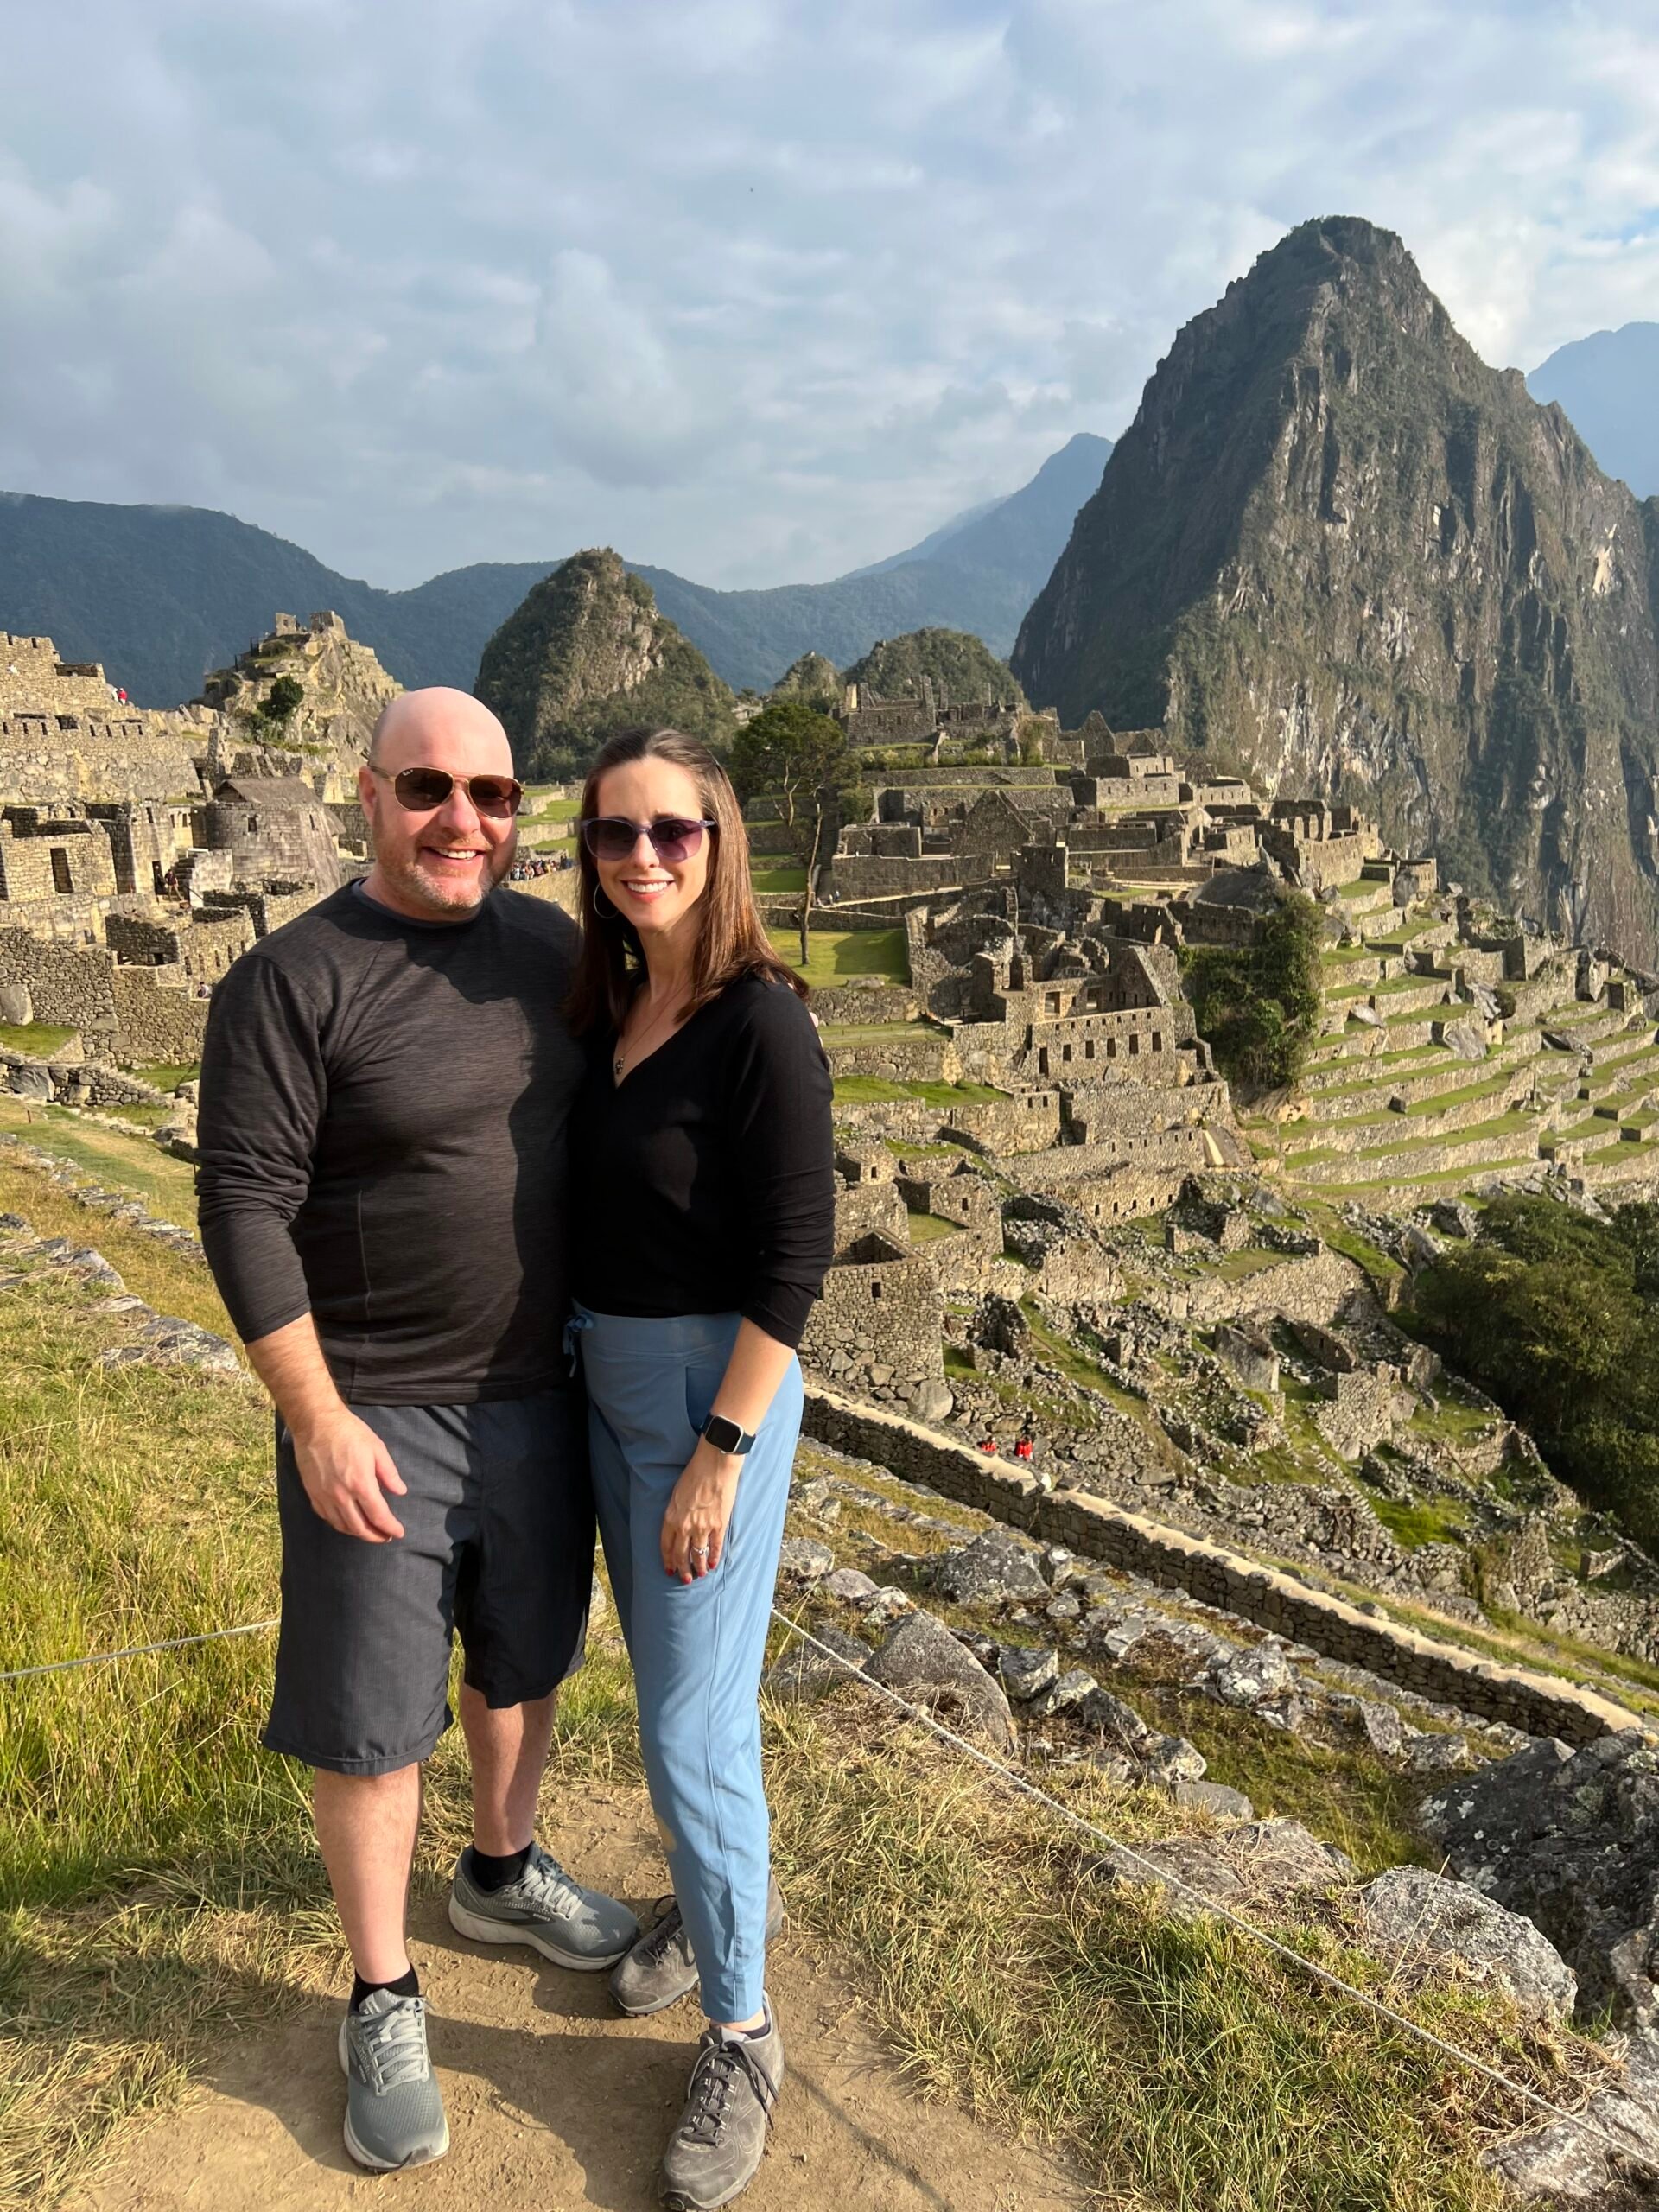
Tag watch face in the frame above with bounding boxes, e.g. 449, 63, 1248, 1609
704, 1414, 742, 1452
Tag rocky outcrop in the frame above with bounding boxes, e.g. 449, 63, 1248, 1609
1421, 1734, 1659, 2026
1012, 216, 1659, 962
842, 628, 1025, 708
474, 549, 734, 779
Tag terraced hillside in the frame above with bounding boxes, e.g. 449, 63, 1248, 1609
1246, 874, 1659, 1207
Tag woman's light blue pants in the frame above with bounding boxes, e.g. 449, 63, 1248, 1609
569, 1303, 799, 2023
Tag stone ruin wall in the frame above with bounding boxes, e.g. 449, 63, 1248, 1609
800, 1249, 945, 1414
799, 1387, 1641, 1747
108, 967, 210, 1062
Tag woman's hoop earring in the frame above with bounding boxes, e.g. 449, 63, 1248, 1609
593, 886, 619, 921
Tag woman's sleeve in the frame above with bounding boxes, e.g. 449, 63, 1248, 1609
727, 982, 836, 1349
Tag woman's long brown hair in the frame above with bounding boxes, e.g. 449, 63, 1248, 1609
565, 726, 806, 1034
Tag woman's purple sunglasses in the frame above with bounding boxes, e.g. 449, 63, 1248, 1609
582, 815, 716, 863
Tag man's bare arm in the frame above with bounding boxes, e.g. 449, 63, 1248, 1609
246, 1314, 408, 1543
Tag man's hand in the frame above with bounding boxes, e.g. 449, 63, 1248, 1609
661, 1442, 741, 1582
291, 1407, 408, 1542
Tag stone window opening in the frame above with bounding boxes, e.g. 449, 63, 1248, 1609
870, 1280, 882, 1300
1151, 1032, 1162, 1052
1106, 1035, 1117, 1058
49, 847, 72, 895
1128, 1031, 1140, 1056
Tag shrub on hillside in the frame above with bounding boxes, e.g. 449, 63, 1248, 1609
1181, 893, 1323, 1090
1408, 1195, 1659, 1550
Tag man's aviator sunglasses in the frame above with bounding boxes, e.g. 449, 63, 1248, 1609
370, 765, 524, 817
581, 816, 717, 862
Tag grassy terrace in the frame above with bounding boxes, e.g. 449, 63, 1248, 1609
836, 1074, 1005, 1107
766, 925, 909, 987
753, 865, 808, 892
0, 1103, 199, 1229
1283, 1109, 1541, 1171
0, 1023, 78, 1058
130, 1061, 199, 1093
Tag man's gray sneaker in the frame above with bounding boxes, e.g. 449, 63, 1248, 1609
447, 1841, 639, 1969
661, 2009, 784, 2212
611, 1876, 784, 2018
337, 1988, 448, 2171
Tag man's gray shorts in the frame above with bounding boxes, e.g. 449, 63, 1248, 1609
264, 1391, 593, 1777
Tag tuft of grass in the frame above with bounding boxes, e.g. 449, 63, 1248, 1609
127, 1064, 199, 1095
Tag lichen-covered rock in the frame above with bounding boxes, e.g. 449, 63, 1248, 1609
1484, 2029, 1659, 2207
1092, 1817, 1356, 1916
820, 1567, 878, 1604
1205, 1639, 1295, 1709
776, 1537, 836, 1588
999, 1645, 1061, 1702
866, 1609, 1014, 1750
1356, 1865, 1578, 2022
1422, 1733, 1659, 2025
763, 1624, 870, 1704
930, 1530, 1050, 1610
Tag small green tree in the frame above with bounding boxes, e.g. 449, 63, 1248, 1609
1182, 892, 1323, 1091
262, 674, 305, 731
728, 702, 859, 966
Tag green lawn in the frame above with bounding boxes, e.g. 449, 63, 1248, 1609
753, 866, 808, 893
130, 1062, 200, 1094
0, 1023, 78, 1058
906, 1210, 959, 1243
836, 1075, 1005, 1107
520, 792, 581, 823
767, 926, 909, 986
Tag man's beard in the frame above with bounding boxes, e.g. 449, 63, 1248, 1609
376, 838, 513, 917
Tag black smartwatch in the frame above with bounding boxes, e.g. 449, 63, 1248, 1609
700, 1412, 756, 1457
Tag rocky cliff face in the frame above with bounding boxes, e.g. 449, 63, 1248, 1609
200, 608, 401, 798
1012, 217, 1659, 963
475, 548, 734, 779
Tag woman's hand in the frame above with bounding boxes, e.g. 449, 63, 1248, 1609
661, 1440, 741, 1581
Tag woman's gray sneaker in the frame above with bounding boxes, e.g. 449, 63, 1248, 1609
338, 1989, 449, 2171
611, 1878, 784, 2018
448, 1841, 639, 1968
661, 2011, 784, 2212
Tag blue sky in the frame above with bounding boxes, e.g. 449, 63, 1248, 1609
3, 0, 1657, 589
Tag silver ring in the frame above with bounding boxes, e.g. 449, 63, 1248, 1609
692, 1544, 710, 1558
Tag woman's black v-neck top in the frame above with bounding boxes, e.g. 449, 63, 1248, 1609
569, 973, 836, 1349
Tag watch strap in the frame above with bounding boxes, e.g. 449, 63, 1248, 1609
700, 1412, 756, 1456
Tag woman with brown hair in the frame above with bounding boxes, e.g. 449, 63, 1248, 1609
563, 725, 834, 2210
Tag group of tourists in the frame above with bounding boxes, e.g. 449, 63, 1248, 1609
197, 690, 836, 2209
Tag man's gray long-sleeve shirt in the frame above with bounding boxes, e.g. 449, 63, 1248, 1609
196, 883, 585, 1404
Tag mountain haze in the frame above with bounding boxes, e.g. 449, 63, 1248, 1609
0, 434, 1108, 710
1529, 323, 1659, 500
1014, 217, 1659, 962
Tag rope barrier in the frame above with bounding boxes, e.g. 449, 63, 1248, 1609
0, 1618, 277, 1684
766, 1604, 1659, 2183
4, 1597, 1650, 2174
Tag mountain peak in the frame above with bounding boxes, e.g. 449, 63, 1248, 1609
1012, 219, 1659, 960
474, 549, 734, 779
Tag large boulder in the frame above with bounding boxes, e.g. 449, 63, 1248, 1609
763, 1624, 870, 1704
1205, 1639, 1295, 1710
1356, 1865, 1577, 2023
930, 1530, 1050, 1610
1421, 1734, 1659, 2026
867, 1608, 1014, 1749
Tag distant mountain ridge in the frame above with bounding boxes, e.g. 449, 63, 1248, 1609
1014, 216, 1659, 962
0, 433, 1109, 710
1529, 323, 1659, 500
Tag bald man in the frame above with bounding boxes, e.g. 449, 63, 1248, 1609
198, 691, 636, 2172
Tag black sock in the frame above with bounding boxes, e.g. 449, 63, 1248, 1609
351, 1965, 418, 2012
468, 1842, 531, 1893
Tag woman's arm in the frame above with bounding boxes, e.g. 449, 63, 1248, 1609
660, 1319, 795, 1581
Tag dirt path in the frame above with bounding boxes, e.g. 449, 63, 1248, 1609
68, 1789, 1084, 2212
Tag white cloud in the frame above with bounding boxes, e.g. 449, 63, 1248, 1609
0, 0, 1656, 591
